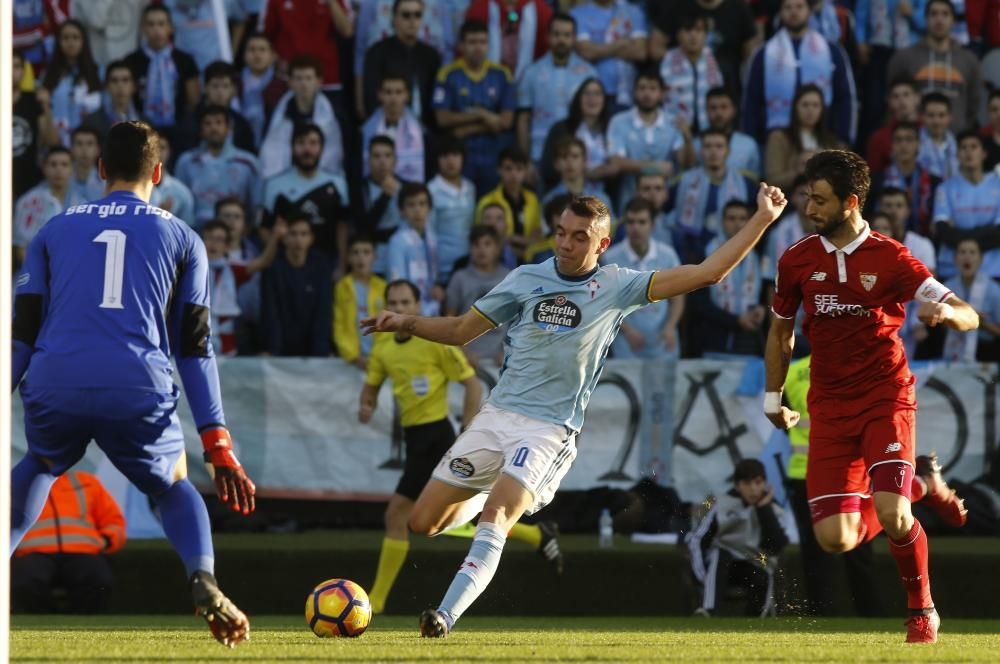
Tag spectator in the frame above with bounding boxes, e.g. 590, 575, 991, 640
933, 131, 1000, 280
694, 87, 761, 181
258, 0, 354, 93
571, 0, 648, 112
887, 0, 982, 133
72, 0, 148, 68
525, 194, 565, 264
261, 215, 334, 356
601, 198, 684, 359
635, 171, 673, 247
434, 20, 515, 195
334, 235, 387, 370
362, 0, 442, 123
163, 0, 233, 71
81, 60, 147, 144
428, 136, 477, 283
865, 78, 921, 175
354, 136, 406, 275
261, 122, 350, 272
445, 225, 510, 366
690, 201, 767, 356
477, 201, 520, 269
216, 196, 265, 353
474, 147, 542, 261
69, 126, 103, 202
14, 147, 85, 264
870, 210, 894, 235
354, 0, 455, 89
762, 174, 814, 281
917, 92, 959, 180
873, 121, 940, 234
149, 133, 196, 225
543, 136, 613, 210
12, 471, 125, 614
42, 19, 103, 148
124, 6, 200, 146
241, 33, 287, 149
671, 129, 756, 263
175, 105, 261, 228
687, 458, 787, 617
742, 0, 857, 146
539, 77, 616, 193
362, 73, 426, 183
608, 68, 693, 213
201, 218, 286, 356
648, 0, 758, 91
982, 89, 1000, 171
465, 0, 553, 81
260, 55, 343, 178
387, 183, 442, 315
877, 187, 937, 271
199, 61, 256, 153
13, 50, 57, 200
764, 84, 845, 192
660, 13, 724, 135
517, 13, 597, 167
13, 0, 54, 76
943, 238, 1000, 362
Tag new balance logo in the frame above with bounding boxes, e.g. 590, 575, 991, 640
531, 286, 544, 294
885, 442, 902, 453
810, 272, 827, 281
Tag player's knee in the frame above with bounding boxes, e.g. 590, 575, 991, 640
814, 525, 856, 553
875, 504, 912, 539
407, 510, 438, 537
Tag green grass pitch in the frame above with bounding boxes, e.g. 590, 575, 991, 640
11, 615, 1000, 662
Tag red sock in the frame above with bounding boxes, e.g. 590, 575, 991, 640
889, 520, 933, 610
856, 496, 884, 545
911, 476, 927, 502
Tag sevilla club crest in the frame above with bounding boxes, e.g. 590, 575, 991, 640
859, 273, 878, 291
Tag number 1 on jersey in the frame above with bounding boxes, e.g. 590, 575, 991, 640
94, 229, 126, 309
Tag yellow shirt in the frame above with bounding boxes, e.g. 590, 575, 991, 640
784, 355, 811, 480
366, 335, 475, 427
333, 273, 387, 362
475, 184, 542, 239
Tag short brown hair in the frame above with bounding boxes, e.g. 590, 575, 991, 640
567, 195, 611, 236
289, 53, 323, 78
623, 197, 656, 221
102, 121, 160, 183
803, 150, 870, 209
556, 136, 586, 158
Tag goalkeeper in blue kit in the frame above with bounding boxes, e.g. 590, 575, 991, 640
8, 122, 255, 648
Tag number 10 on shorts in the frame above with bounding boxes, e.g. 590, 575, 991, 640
512, 447, 530, 467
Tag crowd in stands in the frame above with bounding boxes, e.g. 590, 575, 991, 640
11, 0, 1000, 365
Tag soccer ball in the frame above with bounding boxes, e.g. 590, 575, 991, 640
305, 578, 372, 638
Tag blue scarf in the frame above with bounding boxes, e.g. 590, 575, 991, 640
242, 64, 274, 147
763, 29, 833, 131
809, 3, 841, 43
918, 128, 958, 180
142, 44, 177, 126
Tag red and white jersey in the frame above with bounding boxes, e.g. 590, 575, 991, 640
772, 224, 951, 415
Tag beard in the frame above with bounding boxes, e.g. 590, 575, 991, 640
812, 210, 849, 237
293, 152, 320, 171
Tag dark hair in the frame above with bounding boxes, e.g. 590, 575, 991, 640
292, 122, 325, 146
201, 219, 231, 240
435, 133, 464, 158
369, 135, 395, 153
990, 88, 1000, 104
104, 60, 133, 85
921, 91, 952, 112
925, 0, 956, 18
203, 60, 238, 85
379, 71, 409, 89
71, 125, 101, 145
566, 77, 609, 134
567, 195, 611, 227
288, 53, 323, 78
784, 83, 838, 152
732, 458, 766, 483
214, 196, 246, 216
699, 127, 730, 144
892, 120, 920, 139
285, 213, 313, 229
550, 12, 576, 31
43, 19, 101, 94
13, 49, 24, 65
543, 194, 572, 224
674, 12, 706, 38
142, 4, 172, 24
393, 0, 423, 13
556, 135, 586, 158
245, 32, 272, 46
635, 66, 665, 89
498, 146, 529, 166
623, 197, 656, 220
102, 121, 160, 182
469, 224, 501, 245
889, 77, 920, 96
706, 86, 735, 104
398, 181, 432, 210
879, 186, 911, 206
198, 104, 230, 124
45, 146, 72, 162
460, 20, 489, 41
956, 129, 986, 150
723, 200, 752, 216
956, 236, 982, 252
803, 150, 871, 209
348, 233, 376, 249
385, 278, 420, 301
791, 173, 810, 191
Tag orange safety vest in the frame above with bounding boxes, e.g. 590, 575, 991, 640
15, 471, 127, 557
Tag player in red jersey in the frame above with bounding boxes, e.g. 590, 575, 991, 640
764, 150, 978, 644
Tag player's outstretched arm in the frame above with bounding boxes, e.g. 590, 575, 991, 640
648, 183, 787, 301
360, 308, 494, 347
917, 295, 980, 332
763, 315, 800, 431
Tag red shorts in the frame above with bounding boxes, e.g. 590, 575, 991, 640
806, 406, 916, 521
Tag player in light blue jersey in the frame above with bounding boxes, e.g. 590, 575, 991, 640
9, 122, 254, 648
362, 186, 788, 636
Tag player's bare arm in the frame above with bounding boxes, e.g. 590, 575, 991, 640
648, 183, 787, 301
763, 315, 801, 431
917, 295, 979, 331
360, 308, 494, 347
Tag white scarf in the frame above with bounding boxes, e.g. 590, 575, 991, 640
944, 272, 989, 362
259, 91, 343, 178
661, 47, 723, 131
763, 29, 833, 131
487, 0, 537, 81
918, 128, 958, 180
209, 258, 241, 317
365, 108, 424, 182
675, 167, 748, 234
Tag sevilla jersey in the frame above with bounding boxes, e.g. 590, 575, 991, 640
771, 225, 952, 415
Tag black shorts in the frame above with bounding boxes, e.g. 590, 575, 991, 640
396, 418, 457, 500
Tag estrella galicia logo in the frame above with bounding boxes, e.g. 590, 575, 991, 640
533, 295, 582, 332
450, 457, 475, 478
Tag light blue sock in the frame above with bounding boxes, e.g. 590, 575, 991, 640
437, 522, 507, 628
156, 479, 215, 577
10, 454, 58, 555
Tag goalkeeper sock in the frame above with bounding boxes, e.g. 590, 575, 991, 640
369, 537, 409, 614
157, 479, 215, 577
507, 523, 542, 548
10, 454, 57, 554
437, 522, 507, 627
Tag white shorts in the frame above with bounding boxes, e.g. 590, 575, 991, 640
431, 403, 578, 515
